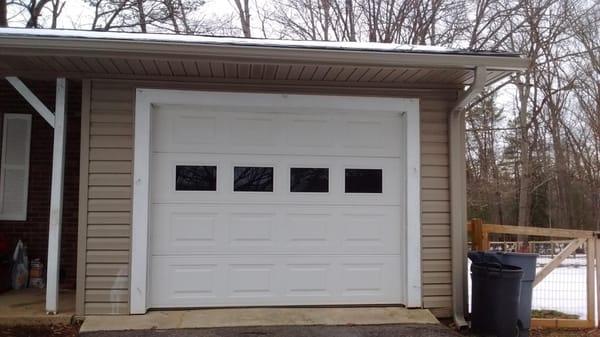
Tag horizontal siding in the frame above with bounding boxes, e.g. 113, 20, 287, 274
422, 248, 451, 260
88, 212, 131, 224
84, 82, 133, 315
89, 148, 132, 160
423, 284, 452, 296
88, 224, 131, 237
86, 276, 129, 289
85, 302, 129, 315
86, 263, 129, 276
87, 250, 129, 263
87, 238, 130, 250
85, 289, 129, 302
88, 199, 132, 212
420, 98, 452, 317
88, 186, 131, 199
83, 80, 455, 318
89, 161, 132, 173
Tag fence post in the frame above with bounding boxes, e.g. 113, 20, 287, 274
471, 218, 488, 251
587, 237, 596, 326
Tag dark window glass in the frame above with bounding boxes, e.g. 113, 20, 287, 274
290, 168, 329, 193
345, 169, 382, 193
234, 166, 273, 192
176, 165, 217, 191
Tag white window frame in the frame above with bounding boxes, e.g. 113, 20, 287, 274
130, 89, 421, 313
0, 113, 32, 221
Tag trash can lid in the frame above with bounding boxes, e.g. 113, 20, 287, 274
468, 251, 503, 264
471, 262, 524, 279
495, 251, 539, 257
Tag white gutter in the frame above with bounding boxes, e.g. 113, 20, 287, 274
449, 66, 487, 329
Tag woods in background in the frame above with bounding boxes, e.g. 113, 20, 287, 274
2, 0, 599, 230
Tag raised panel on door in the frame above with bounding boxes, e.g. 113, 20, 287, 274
150, 205, 403, 255
149, 255, 403, 307
151, 104, 403, 157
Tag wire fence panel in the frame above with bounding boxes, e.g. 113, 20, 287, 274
532, 254, 587, 320
468, 239, 591, 321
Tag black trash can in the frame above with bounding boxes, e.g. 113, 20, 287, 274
493, 252, 538, 336
470, 261, 523, 337
469, 251, 538, 336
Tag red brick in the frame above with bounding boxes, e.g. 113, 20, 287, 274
0, 79, 81, 288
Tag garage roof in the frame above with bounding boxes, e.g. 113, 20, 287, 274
0, 28, 527, 88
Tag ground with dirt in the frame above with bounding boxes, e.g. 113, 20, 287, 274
0, 324, 78, 337
530, 329, 600, 337
1, 324, 599, 337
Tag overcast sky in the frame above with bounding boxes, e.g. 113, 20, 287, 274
8, 0, 235, 30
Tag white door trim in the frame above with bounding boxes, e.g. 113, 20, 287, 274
130, 89, 421, 313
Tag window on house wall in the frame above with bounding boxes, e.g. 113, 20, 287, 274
0, 114, 32, 221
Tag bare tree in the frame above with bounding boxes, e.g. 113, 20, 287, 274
1, 0, 7, 26
233, 0, 251, 37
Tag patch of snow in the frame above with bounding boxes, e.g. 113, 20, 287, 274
468, 256, 588, 320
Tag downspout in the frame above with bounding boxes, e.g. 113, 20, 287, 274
449, 66, 486, 329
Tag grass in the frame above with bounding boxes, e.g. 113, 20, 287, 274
531, 310, 580, 320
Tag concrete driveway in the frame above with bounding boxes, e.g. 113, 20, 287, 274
80, 324, 460, 337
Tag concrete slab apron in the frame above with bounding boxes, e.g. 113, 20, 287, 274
80, 307, 439, 332
80, 324, 460, 337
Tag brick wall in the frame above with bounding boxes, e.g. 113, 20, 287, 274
0, 79, 81, 288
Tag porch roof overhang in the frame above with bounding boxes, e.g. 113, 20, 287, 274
0, 28, 527, 89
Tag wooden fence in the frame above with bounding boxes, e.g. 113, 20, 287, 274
467, 219, 598, 329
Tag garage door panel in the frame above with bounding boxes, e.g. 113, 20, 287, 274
152, 104, 403, 157
150, 153, 402, 205
148, 93, 407, 308
151, 204, 402, 255
150, 255, 402, 307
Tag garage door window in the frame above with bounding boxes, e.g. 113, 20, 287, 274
234, 166, 273, 192
290, 168, 329, 193
345, 169, 382, 193
175, 165, 217, 191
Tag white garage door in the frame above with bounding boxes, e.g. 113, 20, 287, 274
148, 92, 406, 308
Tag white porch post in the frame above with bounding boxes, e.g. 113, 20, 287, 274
5, 76, 68, 314
46, 78, 67, 314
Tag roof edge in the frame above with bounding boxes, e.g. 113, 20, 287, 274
0, 28, 529, 71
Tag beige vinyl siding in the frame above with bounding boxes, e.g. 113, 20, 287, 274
80, 79, 456, 317
421, 99, 452, 318
82, 81, 133, 315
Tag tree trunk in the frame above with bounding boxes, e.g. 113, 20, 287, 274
0, 0, 7, 27
234, 0, 251, 37
549, 110, 572, 228
136, 0, 147, 32
345, 0, 355, 41
517, 76, 532, 228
